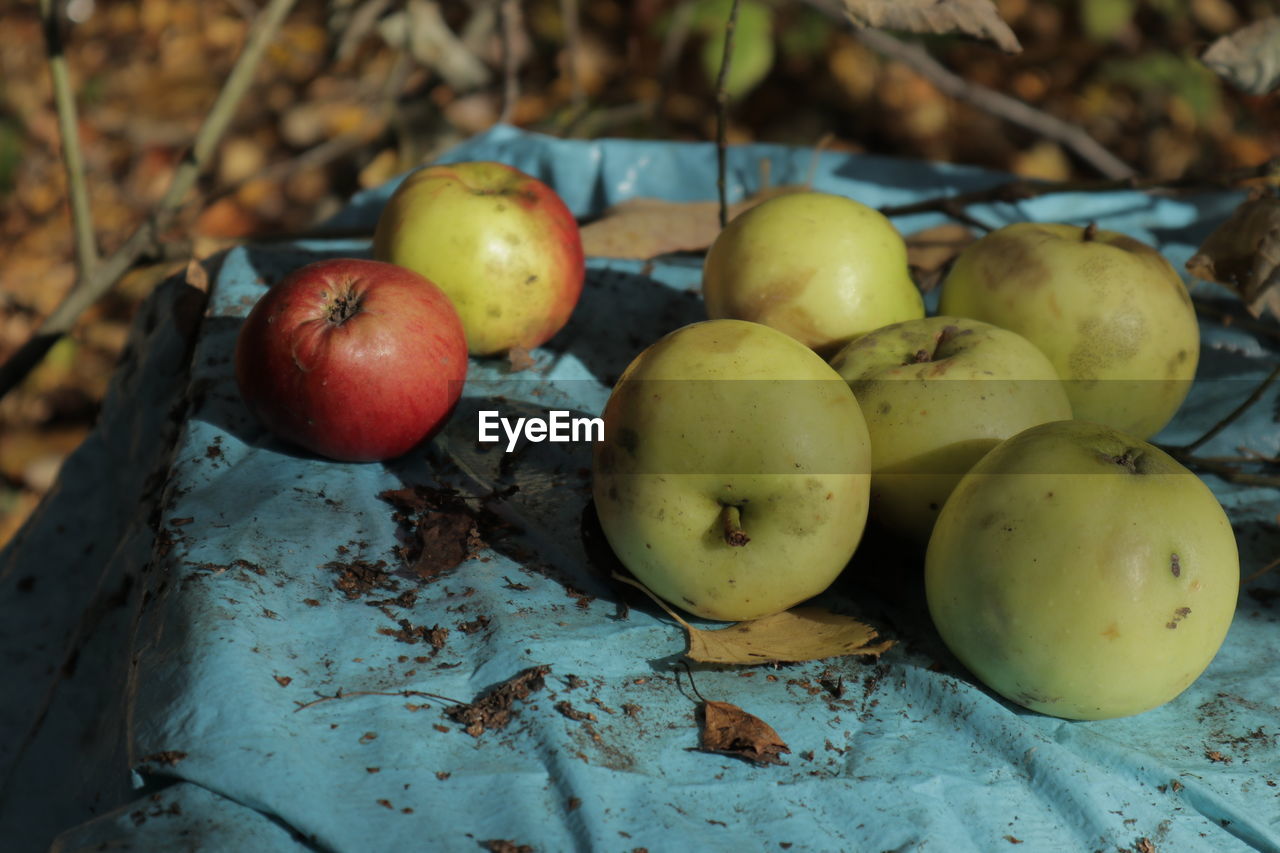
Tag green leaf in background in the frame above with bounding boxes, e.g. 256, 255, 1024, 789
1101, 50, 1222, 125
0, 117, 21, 195
1081, 0, 1137, 41
778, 6, 834, 64
696, 0, 776, 99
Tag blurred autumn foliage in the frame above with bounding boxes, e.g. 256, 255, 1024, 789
1, 0, 1278, 545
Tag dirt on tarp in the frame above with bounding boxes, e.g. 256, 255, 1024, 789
445, 665, 551, 737
328, 555, 397, 600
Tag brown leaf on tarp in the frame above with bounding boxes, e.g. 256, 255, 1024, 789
685, 607, 894, 664
1185, 195, 1280, 318
1201, 17, 1280, 95
698, 700, 790, 765
444, 665, 550, 737
612, 573, 893, 664
579, 184, 808, 260
842, 0, 1022, 54
379, 487, 484, 581
906, 223, 975, 292
506, 346, 536, 373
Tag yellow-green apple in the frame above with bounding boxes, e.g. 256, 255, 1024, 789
829, 316, 1071, 541
702, 192, 924, 356
939, 223, 1199, 439
373, 161, 584, 356
926, 419, 1239, 720
593, 319, 872, 621
234, 258, 467, 462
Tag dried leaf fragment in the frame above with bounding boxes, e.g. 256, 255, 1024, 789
613, 573, 893, 664
1201, 17, 1280, 95
184, 257, 210, 292
506, 346, 537, 373
699, 700, 790, 765
579, 184, 810, 260
842, 0, 1022, 54
1185, 196, 1280, 318
905, 223, 976, 292
379, 486, 483, 581
444, 665, 550, 737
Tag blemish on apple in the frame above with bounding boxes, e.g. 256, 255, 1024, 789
1166, 606, 1191, 629
617, 427, 639, 456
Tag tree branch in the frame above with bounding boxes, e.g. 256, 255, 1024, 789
797, 0, 1133, 180
40, 0, 98, 281
1173, 362, 1280, 455
880, 157, 1280, 222
715, 0, 741, 229
498, 0, 520, 125
559, 0, 584, 107
853, 28, 1134, 180
0, 0, 299, 403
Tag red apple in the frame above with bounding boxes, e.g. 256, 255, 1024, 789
372, 161, 585, 356
234, 258, 468, 462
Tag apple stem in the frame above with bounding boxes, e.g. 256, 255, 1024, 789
721, 505, 750, 547
906, 324, 963, 365
1110, 449, 1141, 474
327, 289, 362, 326
1082, 222, 1098, 242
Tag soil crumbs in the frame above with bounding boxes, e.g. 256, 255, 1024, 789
446, 665, 551, 737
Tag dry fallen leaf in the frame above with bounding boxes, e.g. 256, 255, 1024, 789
905, 223, 976, 292
506, 346, 537, 373
444, 664, 550, 737
579, 184, 809, 260
842, 0, 1022, 54
613, 573, 893, 664
1201, 17, 1280, 95
699, 699, 790, 765
1185, 195, 1280, 318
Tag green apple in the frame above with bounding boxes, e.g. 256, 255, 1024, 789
926, 420, 1239, 720
702, 192, 925, 356
373, 160, 585, 356
829, 316, 1072, 541
592, 319, 872, 621
939, 223, 1199, 439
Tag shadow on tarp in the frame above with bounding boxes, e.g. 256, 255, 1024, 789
542, 264, 705, 386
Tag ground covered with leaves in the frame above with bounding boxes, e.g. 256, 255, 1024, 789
1, 0, 1277, 543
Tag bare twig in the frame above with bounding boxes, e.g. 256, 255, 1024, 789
853, 28, 1135, 180
209, 52, 411, 212
796, 0, 1132, 180
881, 158, 1280, 222
1173, 456, 1280, 488
335, 0, 394, 63
401, 0, 490, 92
498, 0, 520, 125
715, 0, 742, 229
1173, 363, 1280, 455
294, 687, 466, 712
1244, 555, 1279, 584
40, 0, 97, 281
0, 0, 299, 403
1191, 297, 1280, 345
559, 0, 584, 107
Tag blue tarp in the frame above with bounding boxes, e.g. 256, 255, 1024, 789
2, 125, 1278, 852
